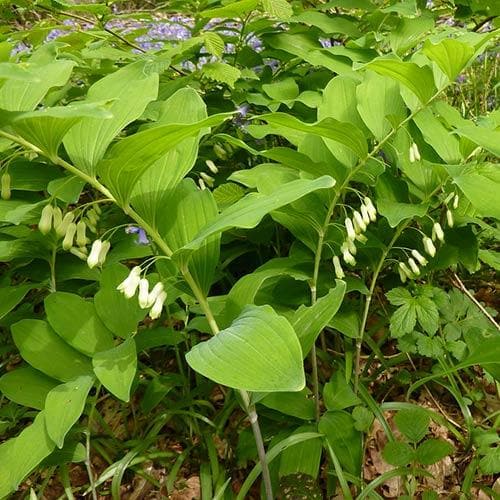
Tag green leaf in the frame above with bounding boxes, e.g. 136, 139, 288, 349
175, 176, 335, 259
291, 281, 346, 357
323, 370, 361, 410
98, 113, 229, 203
390, 303, 417, 338
0, 46, 74, 111
201, 62, 241, 87
47, 175, 86, 204
292, 11, 361, 37
203, 32, 225, 58
259, 388, 315, 420
8, 101, 112, 159
386, 287, 412, 306
417, 336, 444, 358
382, 441, 415, 467
415, 296, 439, 335
262, 0, 293, 18
319, 411, 362, 475
161, 180, 220, 295
0, 366, 58, 410
0, 284, 33, 320
377, 200, 428, 227
0, 411, 56, 495
63, 60, 159, 175
479, 447, 500, 474
356, 70, 406, 141
366, 59, 436, 104
453, 126, 500, 158
94, 264, 147, 337
352, 406, 374, 432
447, 164, 500, 219
394, 408, 429, 443
279, 425, 322, 478
259, 113, 368, 158
412, 107, 462, 163
416, 439, 453, 465
262, 78, 299, 102
390, 16, 434, 55
131, 88, 207, 230
44, 375, 94, 448
11, 319, 93, 382
92, 338, 137, 402
45, 292, 114, 356
0, 63, 41, 82
199, 0, 258, 18
423, 39, 474, 81
186, 305, 305, 392
223, 257, 310, 323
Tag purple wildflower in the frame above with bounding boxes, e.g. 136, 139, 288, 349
125, 226, 150, 245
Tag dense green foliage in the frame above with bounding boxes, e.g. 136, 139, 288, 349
0, 0, 499, 498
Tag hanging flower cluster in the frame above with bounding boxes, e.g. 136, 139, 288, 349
333, 197, 377, 279
198, 159, 219, 190
38, 203, 110, 268
117, 267, 167, 319
398, 194, 458, 282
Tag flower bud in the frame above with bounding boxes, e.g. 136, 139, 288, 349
399, 262, 412, 281
408, 258, 420, 276
84, 216, 97, 234
432, 222, 445, 242
446, 209, 454, 228
62, 222, 77, 250
86, 209, 98, 226
409, 145, 415, 163
423, 236, 436, 257
98, 240, 110, 266
138, 278, 150, 308
411, 142, 421, 161
55, 211, 74, 237
360, 204, 371, 225
93, 204, 102, 215
200, 171, 214, 187
117, 266, 141, 299
206, 160, 219, 174
342, 247, 356, 266
76, 220, 88, 247
344, 239, 357, 255
353, 210, 366, 232
52, 207, 62, 229
70, 247, 88, 261
453, 194, 459, 210
333, 256, 345, 279
39, 204, 54, 235
213, 143, 228, 160
87, 240, 103, 269
411, 249, 428, 266
147, 282, 164, 308
355, 233, 368, 243
364, 197, 377, 222
198, 178, 206, 190
1, 173, 11, 200
345, 217, 356, 240
149, 291, 167, 319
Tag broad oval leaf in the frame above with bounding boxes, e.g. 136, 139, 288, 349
0, 366, 58, 410
44, 375, 94, 448
174, 176, 335, 260
423, 39, 474, 81
366, 59, 436, 104
92, 338, 137, 402
0, 411, 55, 495
63, 60, 159, 175
186, 305, 305, 392
11, 319, 93, 382
45, 291, 114, 356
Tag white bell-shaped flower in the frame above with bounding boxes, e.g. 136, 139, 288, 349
117, 266, 141, 299
333, 256, 345, 279
423, 236, 436, 257
87, 240, 103, 269
149, 291, 167, 319
345, 217, 356, 240
138, 278, 150, 308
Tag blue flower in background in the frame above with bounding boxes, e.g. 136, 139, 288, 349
125, 226, 150, 245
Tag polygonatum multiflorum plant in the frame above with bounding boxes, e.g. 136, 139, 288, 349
0, 0, 499, 498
